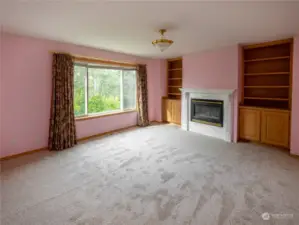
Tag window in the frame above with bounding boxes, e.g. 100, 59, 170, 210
74, 64, 136, 117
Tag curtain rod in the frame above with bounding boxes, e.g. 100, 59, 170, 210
49, 51, 142, 68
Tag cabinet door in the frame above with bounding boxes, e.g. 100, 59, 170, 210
162, 99, 173, 123
172, 100, 181, 124
239, 108, 261, 141
261, 110, 289, 148
162, 98, 167, 122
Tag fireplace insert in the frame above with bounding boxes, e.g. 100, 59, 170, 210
191, 99, 224, 127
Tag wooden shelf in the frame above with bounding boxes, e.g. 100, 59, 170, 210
168, 78, 182, 80
244, 56, 290, 63
244, 72, 289, 76
167, 58, 182, 100
168, 68, 182, 71
244, 86, 289, 88
168, 93, 181, 96
240, 39, 292, 148
244, 97, 289, 101
243, 38, 292, 49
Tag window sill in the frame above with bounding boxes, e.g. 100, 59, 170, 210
75, 109, 137, 121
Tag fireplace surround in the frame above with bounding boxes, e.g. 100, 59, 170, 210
180, 88, 235, 142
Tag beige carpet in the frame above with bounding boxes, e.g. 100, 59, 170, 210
1, 124, 299, 225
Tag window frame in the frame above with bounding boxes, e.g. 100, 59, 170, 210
74, 62, 137, 120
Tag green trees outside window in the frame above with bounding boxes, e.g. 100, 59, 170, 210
74, 65, 136, 117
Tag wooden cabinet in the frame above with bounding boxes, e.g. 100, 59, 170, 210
172, 99, 181, 124
239, 108, 261, 141
239, 106, 290, 148
261, 110, 290, 148
162, 98, 181, 124
163, 98, 173, 122
239, 39, 293, 150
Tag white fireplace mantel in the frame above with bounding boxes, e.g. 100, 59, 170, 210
180, 88, 236, 142
180, 88, 235, 95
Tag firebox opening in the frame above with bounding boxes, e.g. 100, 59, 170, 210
191, 99, 224, 127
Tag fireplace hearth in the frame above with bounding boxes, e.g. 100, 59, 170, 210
191, 99, 224, 127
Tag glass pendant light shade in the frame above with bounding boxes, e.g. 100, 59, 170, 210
152, 29, 173, 52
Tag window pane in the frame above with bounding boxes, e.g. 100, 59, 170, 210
74, 65, 86, 116
123, 70, 136, 110
88, 68, 121, 113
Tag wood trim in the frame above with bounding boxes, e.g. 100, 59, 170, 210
168, 68, 182, 71
171, 98, 182, 102
290, 154, 299, 160
77, 125, 137, 142
0, 126, 137, 161
289, 40, 293, 110
168, 93, 181, 96
77, 121, 164, 142
74, 55, 137, 68
239, 105, 290, 113
75, 110, 136, 121
166, 59, 169, 98
150, 121, 165, 124
181, 57, 184, 100
243, 38, 293, 49
239, 105, 263, 111
0, 122, 163, 161
244, 72, 289, 76
289, 40, 293, 143
243, 97, 289, 101
240, 45, 244, 104
244, 56, 290, 62
162, 97, 169, 122
0, 147, 48, 161
244, 86, 290, 88
50, 51, 138, 68
167, 57, 182, 62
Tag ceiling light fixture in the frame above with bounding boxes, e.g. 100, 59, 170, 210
152, 29, 173, 52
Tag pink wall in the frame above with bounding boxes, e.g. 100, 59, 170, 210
151, 59, 167, 122
0, 32, 163, 158
291, 34, 299, 156
183, 46, 240, 142
1, 32, 297, 158
183, 39, 299, 153
0, 33, 3, 155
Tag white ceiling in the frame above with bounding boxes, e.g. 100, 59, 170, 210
1, 1, 299, 59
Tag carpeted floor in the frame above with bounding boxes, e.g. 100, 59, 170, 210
1, 124, 299, 225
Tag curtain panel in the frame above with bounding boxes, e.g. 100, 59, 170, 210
49, 53, 77, 150
136, 65, 150, 126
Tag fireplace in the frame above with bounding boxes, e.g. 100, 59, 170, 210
191, 99, 224, 127
180, 88, 235, 142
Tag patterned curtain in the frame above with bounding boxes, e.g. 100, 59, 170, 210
48, 53, 77, 150
136, 64, 150, 126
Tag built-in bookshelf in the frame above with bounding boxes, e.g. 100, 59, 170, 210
241, 39, 293, 110
167, 58, 182, 99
